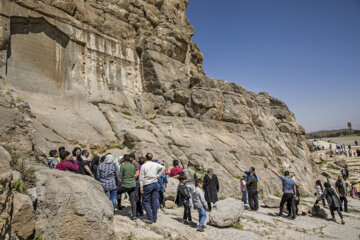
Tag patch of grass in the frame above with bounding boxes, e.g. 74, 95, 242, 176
264, 163, 268, 168
7, 148, 20, 168
260, 194, 265, 200
279, 169, 285, 175
92, 101, 99, 107
135, 126, 145, 130
99, 144, 125, 154
274, 192, 282, 198
33, 235, 47, 240
145, 116, 156, 121
229, 150, 239, 160
290, 159, 295, 163
327, 164, 334, 170
232, 175, 242, 179
193, 168, 207, 175
122, 111, 132, 116
232, 222, 243, 230
317, 161, 327, 168
16, 96, 24, 102
12, 179, 24, 193
112, 107, 119, 112
168, 143, 173, 150
80, 144, 87, 148
125, 233, 134, 240
157, 112, 165, 116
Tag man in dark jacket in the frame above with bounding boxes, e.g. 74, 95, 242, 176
336, 176, 348, 212
178, 176, 193, 225
246, 171, 259, 210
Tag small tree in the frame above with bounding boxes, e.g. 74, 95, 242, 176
347, 122, 352, 131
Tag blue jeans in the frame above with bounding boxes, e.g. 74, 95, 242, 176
105, 189, 118, 209
242, 190, 247, 204
196, 206, 207, 227
143, 182, 159, 222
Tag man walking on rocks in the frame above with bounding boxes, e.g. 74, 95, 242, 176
140, 153, 165, 223
267, 166, 297, 219
336, 176, 349, 212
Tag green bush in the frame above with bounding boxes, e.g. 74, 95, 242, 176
232, 222, 243, 230
122, 111, 132, 116
91, 101, 99, 107
13, 179, 24, 193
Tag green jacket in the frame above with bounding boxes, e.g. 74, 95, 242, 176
246, 177, 258, 192
120, 162, 136, 188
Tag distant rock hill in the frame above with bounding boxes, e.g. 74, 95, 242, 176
0, 0, 320, 239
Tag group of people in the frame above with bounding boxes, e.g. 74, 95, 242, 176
333, 144, 359, 157
46, 147, 220, 232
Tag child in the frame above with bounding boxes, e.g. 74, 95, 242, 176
192, 179, 208, 232
178, 176, 193, 225
47, 149, 59, 169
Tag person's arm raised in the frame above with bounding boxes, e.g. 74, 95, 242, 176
267, 166, 281, 177
234, 163, 245, 172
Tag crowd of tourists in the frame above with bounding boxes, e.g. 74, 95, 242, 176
332, 144, 360, 157
46, 146, 352, 231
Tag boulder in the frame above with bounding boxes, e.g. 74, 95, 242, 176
34, 169, 114, 240
313, 158, 321, 164
311, 205, 328, 218
26, 187, 38, 204
335, 159, 347, 168
165, 200, 176, 209
11, 192, 35, 239
164, 177, 179, 201
164, 103, 187, 117
209, 198, 244, 228
262, 195, 281, 208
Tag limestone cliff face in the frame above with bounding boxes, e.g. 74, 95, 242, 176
0, 0, 318, 209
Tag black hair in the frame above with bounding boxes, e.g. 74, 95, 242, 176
58, 146, 65, 153
316, 180, 321, 186
173, 159, 179, 166
81, 149, 89, 155
124, 154, 131, 162
324, 182, 331, 188
72, 147, 81, 157
179, 176, 187, 182
139, 157, 145, 165
145, 153, 153, 161
284, 171, 290, 177
129, 153, 135, 159
195, 179, 203, 186
49, 149, 58, 157
60, 150, 70, 160
251, 167, 255, 172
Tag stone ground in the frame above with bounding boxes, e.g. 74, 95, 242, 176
113, 196, 360, 240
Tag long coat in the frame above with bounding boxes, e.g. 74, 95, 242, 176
203, 174, 219, 203
321, 187, 341, 208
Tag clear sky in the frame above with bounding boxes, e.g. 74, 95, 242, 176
186, 0, 360, 132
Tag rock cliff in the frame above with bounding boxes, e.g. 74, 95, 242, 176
0, 1, 320, 238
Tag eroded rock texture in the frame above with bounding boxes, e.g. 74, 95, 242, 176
0, 2, 320, 238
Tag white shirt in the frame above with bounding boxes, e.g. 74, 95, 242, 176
139, 161, 165, 190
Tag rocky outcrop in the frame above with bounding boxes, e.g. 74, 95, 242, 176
11, 192, 35, 239
34, 169, 114, 240
209, 198, 244, 228
262, 195, 281, 208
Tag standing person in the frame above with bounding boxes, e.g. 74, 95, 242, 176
240, 175, 247, 205
193, 179, 208, 232
139, 153, 165, 224
136, 157, 146, 216
170, 160, 183, 178
314, 180, 326, 207
178, 176, 193, 225
288, 184, 300, 216
71, 147, 81, 164
91, 150, 100, 179
182, 167, 198, 207
56, 151, 79, 172
77, 149, 92, 176
157, 163, 168, 211
129, 153, 143, 216
203, 169, 219, 211
96, 154, 121, 210
118, 154, 137, 221
316, 182, 345, 224
246, 172, 259, 210
335, 176, 349, 212
57, 146, 65, 162
234, 164, 258, 182
267, 166, 298, 219
47, 150, 59, 169
341, 168, 349, 182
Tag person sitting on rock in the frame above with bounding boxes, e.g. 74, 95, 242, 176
139, 153, 165, 224
96, 154, 121, 210
178, 175, 193, 225
56, 150, 79, 172
57, 146, 65, 163
246, 171, 259, 211
316, 182, 345, 224
170, 160, 183, 178
203, 168, 219, 212
314, 180, 326, 207
71, 147, 81, 165
47, 149, 59, 169
267, 166, 297, 220
193, 179, 208, 232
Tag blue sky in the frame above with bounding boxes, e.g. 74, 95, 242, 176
186, 0, 360, 132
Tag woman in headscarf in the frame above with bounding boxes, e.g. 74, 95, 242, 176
317, 182, 345, 224
96, 154, 121, 210
314, 180, 326, 207
203, 168, 219, 211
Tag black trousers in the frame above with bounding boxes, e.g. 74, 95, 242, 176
135, 182, 143, 214
315, 198, 326, 207
248, 191, 259, 210
339, 195, 348, 212
330, 206, 343, 219
288, 198, 299, 215
207, 202, 212, 211
118, 186, 137, 217
280, 193, 295, 217
183, 203, 192, 221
